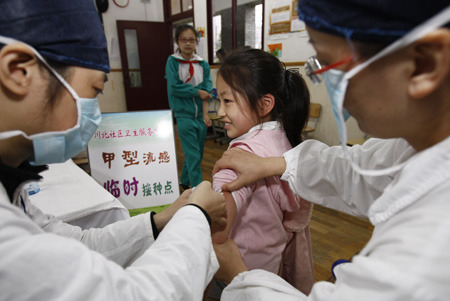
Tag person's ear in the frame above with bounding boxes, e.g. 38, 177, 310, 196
408, 28, 450, 100
259, 94, 275, 117
0, 43, 39, 97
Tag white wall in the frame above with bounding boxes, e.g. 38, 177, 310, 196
97, 0, 165, 113
193, 0, 209, 61
263, 0, 315, 62
98, 0, 366, 146
260, 0, 364, 145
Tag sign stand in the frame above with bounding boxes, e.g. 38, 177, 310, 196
88, 110, 179, 216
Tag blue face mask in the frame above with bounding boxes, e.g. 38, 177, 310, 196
30, 97, 101, 165
0, 36, 102, 165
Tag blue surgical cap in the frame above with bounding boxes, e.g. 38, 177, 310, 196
0, 0, 110, 73
298, 0, 450, 43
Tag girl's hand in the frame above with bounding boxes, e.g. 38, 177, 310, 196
212, 148, 287, 192
187, 181, 227, 233
198, 89, 212, 101
203, 115, 212, 127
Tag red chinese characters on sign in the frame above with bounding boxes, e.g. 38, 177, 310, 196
143, 152, 156, 165
123, 177, 139, 196
102, 152, 115, 169
103, 180, 174, 198
104, 179, 120, 197
101, 150, 170, 169
122, 150, 140, 167
158, 151, 170, 164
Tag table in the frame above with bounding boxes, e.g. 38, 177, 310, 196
28, 159, 130, 229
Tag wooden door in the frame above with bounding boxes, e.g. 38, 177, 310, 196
117, 21, 171, 111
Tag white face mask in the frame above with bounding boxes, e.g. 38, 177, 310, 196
325, 5, 450, 177
322, 68, 351, 145
0, 36, 102, 165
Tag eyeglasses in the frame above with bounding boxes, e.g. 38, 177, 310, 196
178, 38, 197, 44
305, 55, 354, 84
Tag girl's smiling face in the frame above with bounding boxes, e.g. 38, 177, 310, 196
216, 75, 259, 139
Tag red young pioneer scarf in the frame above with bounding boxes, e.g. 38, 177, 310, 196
176, 59, 200, 83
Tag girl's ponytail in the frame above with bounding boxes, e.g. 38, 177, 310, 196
218, 49, 310, 148
281, 70, 310, 147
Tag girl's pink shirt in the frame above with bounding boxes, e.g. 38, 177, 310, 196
213, 121, 305, 273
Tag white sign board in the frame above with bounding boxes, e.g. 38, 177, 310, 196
88, 110, 179, 214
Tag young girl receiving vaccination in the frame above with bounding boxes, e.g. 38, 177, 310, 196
165, 24, 213, 189
212, 48, 314, 294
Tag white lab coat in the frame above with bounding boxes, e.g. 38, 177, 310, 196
22, 193, 153, 267
223, 137, 450, 301
0, 183, 218, 300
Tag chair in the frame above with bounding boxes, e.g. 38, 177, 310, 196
207, 113, 232, 145
302, 103, 321, 138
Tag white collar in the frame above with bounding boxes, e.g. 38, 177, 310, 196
231, 121, 282, 142
369, 135, 450, 225
172, 52, 203, 62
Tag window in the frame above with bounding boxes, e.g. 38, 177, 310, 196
124, 29, 142, 87
182, 0, 193, 12
164, 0, 194, 23
169, 0, 192, 16
208, 0, 264, 64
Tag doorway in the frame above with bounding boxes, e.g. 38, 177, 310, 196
117, 21, 171, 111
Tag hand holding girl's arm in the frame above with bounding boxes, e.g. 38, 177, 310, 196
187, 181, 227, 233
213, 148, 287, 192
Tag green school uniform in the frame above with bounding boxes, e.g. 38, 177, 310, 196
165, 53, 213, 187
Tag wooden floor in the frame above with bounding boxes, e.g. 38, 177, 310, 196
174, 125, 374, 282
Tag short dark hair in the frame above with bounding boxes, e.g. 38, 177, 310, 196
175, 24, 198, 42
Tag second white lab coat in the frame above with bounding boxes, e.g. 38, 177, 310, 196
0, 185, 218, 300
223, 137, 450, 301
22, 194, 153, 267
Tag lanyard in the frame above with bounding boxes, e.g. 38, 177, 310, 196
20, 195, 27, 214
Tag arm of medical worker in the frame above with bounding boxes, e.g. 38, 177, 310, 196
25, 189, 192, 267
215, 138, 414, 218
220, 236, 444, 301
2, 182, 225, 300
281, 138, 414, 217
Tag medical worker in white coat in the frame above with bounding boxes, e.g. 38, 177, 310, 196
212, 0, 450, 300
0, 0, 227, 300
